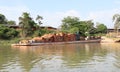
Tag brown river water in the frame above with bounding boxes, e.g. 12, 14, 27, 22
0, 43, 120, 72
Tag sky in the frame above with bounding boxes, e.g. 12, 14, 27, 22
0, 0, 120, 28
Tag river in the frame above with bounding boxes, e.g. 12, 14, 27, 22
0, 43, 120, 72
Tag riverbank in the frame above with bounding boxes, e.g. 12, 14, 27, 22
101, 36, 115, 43
101, 36, 120, 43
1, 36, 120, 46
0, 38, 21, 45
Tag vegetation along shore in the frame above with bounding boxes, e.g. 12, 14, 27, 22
0, 12, 120, 44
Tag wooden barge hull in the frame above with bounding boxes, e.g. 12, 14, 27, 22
11, 39, 101, 46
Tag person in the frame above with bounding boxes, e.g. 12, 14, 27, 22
28, 40, 35, 43
75, 32, 80, 41
85, 32, 90, 40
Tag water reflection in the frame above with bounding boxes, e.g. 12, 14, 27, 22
62, 44, 107, 68
0, 43, 120, 72
101, 43, 120, 69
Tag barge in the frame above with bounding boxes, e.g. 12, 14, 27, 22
11, 39, 101, 46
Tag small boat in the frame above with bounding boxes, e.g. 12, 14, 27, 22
11, 39, 101, 46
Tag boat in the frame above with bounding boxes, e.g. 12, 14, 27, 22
11, 39, 101, 46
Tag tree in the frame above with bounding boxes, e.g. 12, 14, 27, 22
96, 23, 107, 33
0, 14, 7, 24
61, 16, 80, 33
35, 15, 43, 34
19, 12, 37, 37
69, 27, 79, 33
79, 20, 95, 36
0, 25, 19, 39
36, 15, 43, 26
61, 16, 96, 36
7, 20, 16, 25
113, 14, 120, 34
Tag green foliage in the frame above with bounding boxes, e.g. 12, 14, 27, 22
33, 30, 41, 37
7, 20, 16, 25
61, 16, 95, 36
19, 12, 37, 37
33, 28, 56, 37
0, 25, 19, 39
61, 16, 107, 36
0, 12, 109, 41
0, 14, 7, 24
36, 15, 43, 25
79, 20, 95, 36
69, 27, 79, 33
61, 16, 80, 33
96, 23, 107, 33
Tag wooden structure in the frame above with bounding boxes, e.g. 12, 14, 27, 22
107, 28, 120, 33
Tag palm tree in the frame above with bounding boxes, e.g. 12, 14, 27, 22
36, 15, 43, 26
113, 14, 120, 35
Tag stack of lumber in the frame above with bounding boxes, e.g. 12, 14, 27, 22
19, 40, 29, 44
19, 33, 102, 43
32, 37, 44, 42
32, 33, 76, 42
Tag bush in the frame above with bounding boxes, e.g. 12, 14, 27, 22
33, 28, 56, 37
0, 25, 19, 39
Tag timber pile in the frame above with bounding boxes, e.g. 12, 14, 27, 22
19, 40, 29, 44
19, 32, 102, 43
89, 36, 101, 40
32, 33, 102, 43
32, 37, 44, 42
18, 33, 102, 44
32, 33, 76, 43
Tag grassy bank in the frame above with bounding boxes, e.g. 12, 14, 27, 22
0, 37, 33, 45
0, 38, 21, 45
